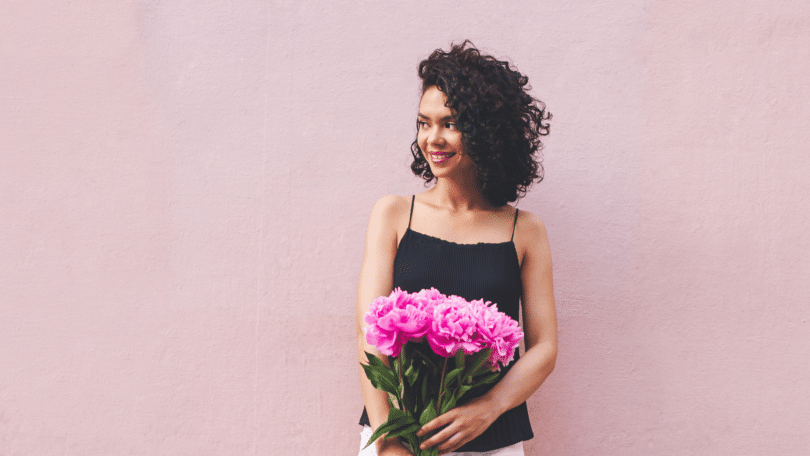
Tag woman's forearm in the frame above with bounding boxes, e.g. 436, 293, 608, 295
483, 340, 557, 416
358, 334, 412, 454
357, 334, 393, 428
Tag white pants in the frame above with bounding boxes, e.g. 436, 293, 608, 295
358, 426, 525, 456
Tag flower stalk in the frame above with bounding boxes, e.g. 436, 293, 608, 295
436, 358, 448, 415
398, 355, 404, 413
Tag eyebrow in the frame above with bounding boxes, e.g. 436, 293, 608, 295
417, 113, 456, 121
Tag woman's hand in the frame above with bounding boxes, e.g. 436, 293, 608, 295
416, 396, 501, 455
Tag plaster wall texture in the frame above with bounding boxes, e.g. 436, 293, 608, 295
1, 1, 808, 455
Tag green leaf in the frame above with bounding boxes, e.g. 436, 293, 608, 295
401, 434, 419, 455
465, 349, 491, 377
361, 363, 399, 395
363, 422, 395, 449
362, 352, 400, 394
386, 422, 421, 440
470, 361, 498, 378
410, 346, 440, 372
405, 362, 420, 387
419, 400, 437, 425
420, 370, 428, 399
415, 403, 440, 456
454, 349, 465, 369
365, 352, 392, 372
468, 371, 500, 390
363, 408, 418, 449
443, 367, 463, 388
386, 406, 408, 421
440, 395, 458, 414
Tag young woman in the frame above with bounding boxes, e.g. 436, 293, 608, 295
356, 41, 557, 456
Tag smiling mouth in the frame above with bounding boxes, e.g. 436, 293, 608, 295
430, 153, 455, 164
430, 152, 456, 159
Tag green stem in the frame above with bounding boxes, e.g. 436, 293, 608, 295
436, 357, 448, 415
398, 355, 404, 413
411, 348, 439, 371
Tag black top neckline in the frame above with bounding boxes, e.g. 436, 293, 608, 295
405, 226, 515, 247
403, 228, 522, 270
406, 194, 520, 246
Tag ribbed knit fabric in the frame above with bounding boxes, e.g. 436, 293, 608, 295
359, 196, 533, 452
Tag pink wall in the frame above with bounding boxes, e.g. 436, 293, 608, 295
2, 1, 808, 454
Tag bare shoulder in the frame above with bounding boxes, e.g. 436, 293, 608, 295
369, 194, 410, 224
515, 209, 548, 242
371, 194, 408, 214
514, 209, 550, 266
367, 194, 412, 244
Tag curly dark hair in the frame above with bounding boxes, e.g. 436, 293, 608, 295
410, 41, 551, 207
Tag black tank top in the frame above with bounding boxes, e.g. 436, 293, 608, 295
359, 195, 534, 452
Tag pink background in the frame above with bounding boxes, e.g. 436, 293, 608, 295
2, 1, 809, 455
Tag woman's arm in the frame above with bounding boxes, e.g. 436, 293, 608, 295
416, 211, 558, 454
356, 195, 414, 455
482, 211, 558, 412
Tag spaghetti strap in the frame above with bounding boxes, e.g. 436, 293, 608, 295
408, 195, 415, 229
510, 208, 519, 241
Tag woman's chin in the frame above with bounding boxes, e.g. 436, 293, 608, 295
429, 167, 451, 179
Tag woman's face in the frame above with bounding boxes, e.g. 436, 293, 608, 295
417, 86, 475, 178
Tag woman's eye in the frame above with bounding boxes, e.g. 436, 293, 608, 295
445, 122, 457, 130
417, 121, 428, 129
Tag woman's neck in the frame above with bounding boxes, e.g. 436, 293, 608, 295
429, 176, 494, 212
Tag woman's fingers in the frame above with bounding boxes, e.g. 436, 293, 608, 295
435, 431, 467, 455
417, 411, 454, 437
419, 399, 499, 453
418, 417, 475, 453
417, 398, 497, 451
421, 427, 460, 452
417, 412, 459, 449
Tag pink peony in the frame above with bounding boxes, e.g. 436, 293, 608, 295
468, 300, 523, 370
426, 295, 480, 357
364, 288, 522, 367
365, 288, 438, 357
413, 287, 445, 304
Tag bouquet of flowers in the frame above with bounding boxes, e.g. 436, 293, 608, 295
361, 288, 523, 456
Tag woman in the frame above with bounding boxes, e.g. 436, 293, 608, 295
356, 41, 557, 456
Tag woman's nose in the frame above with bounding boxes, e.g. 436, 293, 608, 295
427, 127, 445, 145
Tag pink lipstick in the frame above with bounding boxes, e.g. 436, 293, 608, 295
430, 152, 455, 164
